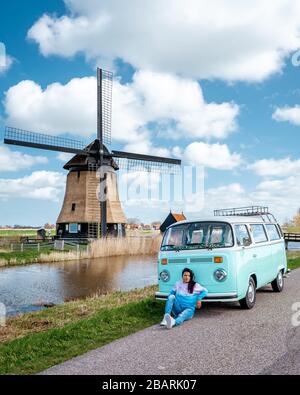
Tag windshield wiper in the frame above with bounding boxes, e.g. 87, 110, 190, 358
161, 244, 180, 250
161, 244, 184, 251
207, 243, 226, 250
186, 243, 206, 249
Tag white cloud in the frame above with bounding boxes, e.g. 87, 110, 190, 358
4, 78, 97, 137
272, 106, 300, 125
28, 0, 300, 82
122, 173, 300, 224
188, 180, 299, 223
130, 71, 239, 140
0, 171, 66, 202
249, 157, 300, 177
57, 152, 73, 162
0, 145, 48, 172
0, 42, 13, 74
121, 171, 161, 199
0, 54, 13, 74
4, 70, 239, 144
192, 183, 246, 218
175, 142, 242, 170
254, 176, 300, 222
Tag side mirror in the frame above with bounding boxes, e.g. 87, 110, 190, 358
243, 238, 251, 247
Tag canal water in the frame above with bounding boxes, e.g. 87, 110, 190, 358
0, 255, 158, 316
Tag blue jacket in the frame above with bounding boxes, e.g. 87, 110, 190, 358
169, 281, 208, 311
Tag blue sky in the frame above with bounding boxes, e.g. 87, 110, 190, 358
1, 0, 300, 226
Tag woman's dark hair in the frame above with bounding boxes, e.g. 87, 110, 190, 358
182, 268, 196, 294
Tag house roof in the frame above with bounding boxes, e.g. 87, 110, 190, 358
172, 213, 186, 222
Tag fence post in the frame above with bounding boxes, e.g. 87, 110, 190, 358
38, 243, 40, 252
21, 243, 24, 252
11, 244, 13, 252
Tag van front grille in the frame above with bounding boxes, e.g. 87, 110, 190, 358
190, 258, 213, 263
168, 259, 188, 264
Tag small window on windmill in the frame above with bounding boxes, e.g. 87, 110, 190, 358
69, 223, 78, 233
72, 203, 76, 211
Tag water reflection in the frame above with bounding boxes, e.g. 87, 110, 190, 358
0, 255, 157, 316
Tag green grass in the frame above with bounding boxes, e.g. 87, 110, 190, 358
0, 245, 88, 267
0, 297, 162, 375
287, 250, 300, 271
283, 226, 300, 232
0, 248, 59, 267
0, 229, 56, 238
287, 256, 300, 270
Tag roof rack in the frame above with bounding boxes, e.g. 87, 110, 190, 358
213, 206, 277, 223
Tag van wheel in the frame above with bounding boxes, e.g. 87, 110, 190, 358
271, 270, 284, 293
240, 277, 256, 310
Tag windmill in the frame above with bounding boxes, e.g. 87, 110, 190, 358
3, 68, 181, 239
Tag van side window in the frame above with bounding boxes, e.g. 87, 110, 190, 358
250, 224, 268, 243
234, 225, 251, 246
265, 224, 281, 241
276, 224, 284, 238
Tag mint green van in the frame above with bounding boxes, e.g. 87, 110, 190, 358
155, 207, 287, 309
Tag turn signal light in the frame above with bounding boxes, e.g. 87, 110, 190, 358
161, 258, 168, 265
214, 256, 223, 264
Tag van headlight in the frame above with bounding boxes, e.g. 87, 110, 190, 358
160, 270, 170, 282
214, 269, 227, 282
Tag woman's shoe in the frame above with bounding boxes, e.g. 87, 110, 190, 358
160, 314, 168, 326
165, 314, 176, 329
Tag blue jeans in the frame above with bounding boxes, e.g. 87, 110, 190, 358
165, 295, 194, 326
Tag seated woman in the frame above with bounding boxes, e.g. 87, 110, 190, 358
160, 268, 208, 329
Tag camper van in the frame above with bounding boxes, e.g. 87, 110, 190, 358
156, 207, 287, 309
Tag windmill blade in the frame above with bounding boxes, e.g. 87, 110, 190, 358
97, 68, 113, 146
4, 126, 88, 155
112, 150, 181, 173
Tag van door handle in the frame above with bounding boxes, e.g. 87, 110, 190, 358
253, 254, 257, 258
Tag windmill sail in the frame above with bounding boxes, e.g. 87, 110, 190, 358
4, 126, 87, 154
112, 150, 181, 173
97, 68, 113, 146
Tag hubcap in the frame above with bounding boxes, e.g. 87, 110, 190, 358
248, 283, 255, 303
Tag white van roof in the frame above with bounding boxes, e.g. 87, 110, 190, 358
170, 215, 278, 226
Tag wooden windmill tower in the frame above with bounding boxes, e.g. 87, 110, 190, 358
3, 68, 181, 239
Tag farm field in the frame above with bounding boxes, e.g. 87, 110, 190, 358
0, 229, 56, 238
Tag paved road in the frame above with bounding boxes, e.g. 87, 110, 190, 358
42, 269, 300, 375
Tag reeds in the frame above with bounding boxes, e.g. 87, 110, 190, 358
0, 235, 163, 267
89, 234, 163, 258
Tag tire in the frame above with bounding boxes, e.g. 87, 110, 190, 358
271, 270, 284, 293
240, 277, 256, 310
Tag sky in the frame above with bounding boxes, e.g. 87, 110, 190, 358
1, 0, 300, 226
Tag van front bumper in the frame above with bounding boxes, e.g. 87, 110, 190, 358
155, 292, 239, 303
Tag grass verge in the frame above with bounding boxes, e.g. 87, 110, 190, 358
0, 248, 85, 267
0, 286, 162, 375
0, 249, 53, 267
287, 250, 300, 271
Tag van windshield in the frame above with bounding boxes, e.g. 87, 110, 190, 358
161, 222, 234, 251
